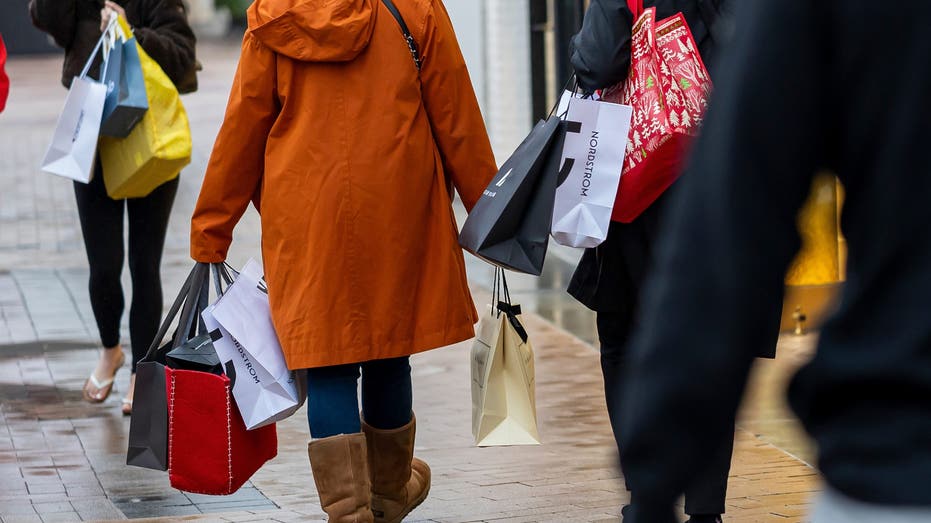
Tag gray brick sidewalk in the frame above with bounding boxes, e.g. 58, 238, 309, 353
0, 270, 94, 345
1, 39, 821, 522
0, 301, 820, 523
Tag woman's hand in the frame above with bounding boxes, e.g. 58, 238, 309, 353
100, 1, 126, 33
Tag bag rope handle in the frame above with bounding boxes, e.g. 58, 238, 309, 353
494, 267, 529, 343
79, 16, 118, 79
142, 263, 201, 361
211, 263, 235, 298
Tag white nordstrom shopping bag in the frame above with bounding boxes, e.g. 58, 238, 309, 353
551, 91, 633, 248
40, 77, 107, 183
204, 259, 306, 430
40, 23, 114, 183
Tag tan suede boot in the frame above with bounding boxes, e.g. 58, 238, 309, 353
307, 433, 374, 523
361, 415, 431, 523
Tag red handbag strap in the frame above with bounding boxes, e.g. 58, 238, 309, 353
627, 0, 644, 17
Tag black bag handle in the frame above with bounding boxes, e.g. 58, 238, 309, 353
492, 268, 528, 343
194, 269, 210, 336
143, 263, 201, 361
551, 75, 579, 119
211, 263, 223, 298
210, 263, 235, 298
380, 0, 422, 71
175, 263, 209, 345
143, 262, 222, 362
494, 268, 521, 316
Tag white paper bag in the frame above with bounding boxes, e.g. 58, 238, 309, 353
40, 77, 107, 183
205, 259, 306, 430
551, 91, 633, 248
40, 25, 115, 183
471, 304, 540, 447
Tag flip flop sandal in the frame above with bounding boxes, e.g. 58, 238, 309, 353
83, 351, 125, 403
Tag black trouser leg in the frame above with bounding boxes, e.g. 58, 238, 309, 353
126, 177, 178, 372
597, 311, 634, 455
73, 168, 125, 350
683, 427, 734, 517
597, 310, 733, 516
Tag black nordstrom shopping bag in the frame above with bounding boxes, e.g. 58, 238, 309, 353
459, 116, 567, 275
127, 264, 206, 470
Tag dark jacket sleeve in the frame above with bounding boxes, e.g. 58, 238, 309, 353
698, 0, 737, 47
29, 0, 78, 49
569, 0, 634, 92
133, 0, 196, 88
617, 2, 826, 519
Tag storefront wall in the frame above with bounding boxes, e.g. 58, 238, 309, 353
0, 0, 59, 55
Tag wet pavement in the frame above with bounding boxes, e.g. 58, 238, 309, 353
1, 40, 819, 522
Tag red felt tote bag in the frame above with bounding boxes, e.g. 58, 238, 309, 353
166, 366, 277, 495
602, 0, 713, 222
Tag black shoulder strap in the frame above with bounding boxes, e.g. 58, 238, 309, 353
380, 0, 422, 71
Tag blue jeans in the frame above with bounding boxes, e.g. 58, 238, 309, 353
305, 356, 412, 438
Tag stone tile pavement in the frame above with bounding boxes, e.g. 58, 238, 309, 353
1, 39, 821, 522
0, 300, 821, 523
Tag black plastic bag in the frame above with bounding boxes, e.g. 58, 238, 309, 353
166, 331, 223, 375
127, 264, 207, 471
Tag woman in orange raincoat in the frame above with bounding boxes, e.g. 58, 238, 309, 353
190, 0, 497, 521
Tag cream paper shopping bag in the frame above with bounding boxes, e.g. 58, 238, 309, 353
471, 301, 540, 447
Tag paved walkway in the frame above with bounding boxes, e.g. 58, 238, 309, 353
1, 41, 820, 522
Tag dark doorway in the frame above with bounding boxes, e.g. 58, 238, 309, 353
530, 0, 586, 120
529, 0, 549, 120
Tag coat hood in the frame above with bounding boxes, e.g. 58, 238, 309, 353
247, 0, 377, 62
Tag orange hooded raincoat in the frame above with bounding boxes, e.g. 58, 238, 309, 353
190, 0, 498, 369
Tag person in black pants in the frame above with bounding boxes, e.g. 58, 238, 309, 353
576, 197, 738, 523
73, 166, 179, 411
30, 0, 196, 413
616, 2, 931, 521
565, 1, 759, 522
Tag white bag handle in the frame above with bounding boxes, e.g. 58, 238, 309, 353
79, 16, 119, 80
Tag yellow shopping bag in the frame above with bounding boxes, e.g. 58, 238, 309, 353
99, 17, 191, 199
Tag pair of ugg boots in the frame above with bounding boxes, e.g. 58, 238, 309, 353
308, 415, 430, 523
